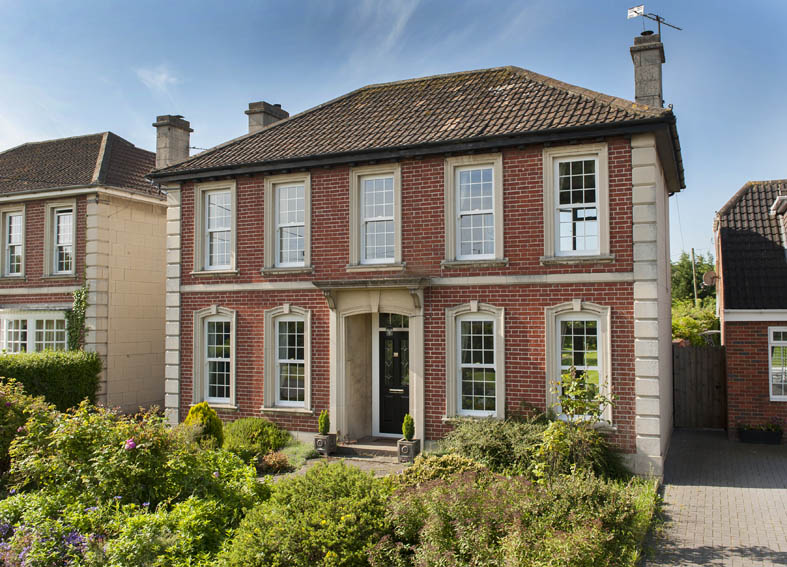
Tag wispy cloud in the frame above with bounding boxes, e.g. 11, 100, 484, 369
135, 64, 180, 96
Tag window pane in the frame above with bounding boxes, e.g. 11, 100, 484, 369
6, 214, 22, 275
206, 320, 231, 401
772, 345, 787, 397
34, 319, 66, 351
363, 220, 394, 260
458, 167, 493, 212
206, 192, 231, 231
459, 318, 495, 413
5, 319, 28, 353
559, 319, 600, 412
459, 213, 494, 257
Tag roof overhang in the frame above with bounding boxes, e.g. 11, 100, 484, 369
0, 185, 166, 206
770, 195, 787, 216
724, 309, 787, 322
148, 117, 685, 193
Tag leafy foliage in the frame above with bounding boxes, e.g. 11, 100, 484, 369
65, 283, 89, 351
0, 351, 101, 412
184, 402, 224, 447
0, 379, 53, 479
391, 453, 486, 489
318, 409, 330, 435
401, 414, 414, 441
219, 462, 392, 567
671, 251, 715, 302
222, 417, 290, 464
258, 452, 292, 475
672, 297, 719, 345
554, 364, 614, 424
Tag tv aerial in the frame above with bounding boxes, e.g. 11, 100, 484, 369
627, 5, 682, 35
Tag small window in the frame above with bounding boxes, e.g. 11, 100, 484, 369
361, 175, 395, 264
557, 316, 601, 413
1, 312, 68, 353
275, 318, 305, 406
205, 317, 232, 403
457, 315, 497, 416
769, 327, 787, 401
275, 184, 305, 267
2, 211, 23, 277
4, 319, 27, 353
457, 167, 495, 259
34, 319, 67, 351
53, 208, 74, 274
556, 159, 599, 255
204, 190, 232, 270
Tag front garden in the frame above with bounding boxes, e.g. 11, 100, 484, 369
0, 375, 659, 567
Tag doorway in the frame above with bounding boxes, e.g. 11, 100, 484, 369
373, 313, 410, 437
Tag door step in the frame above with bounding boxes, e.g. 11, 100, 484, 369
337, 437, 399, 458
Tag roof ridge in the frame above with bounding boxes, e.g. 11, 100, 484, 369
0, 132, 108, 154
717, 180, 787, 219
92, 132, 110, 184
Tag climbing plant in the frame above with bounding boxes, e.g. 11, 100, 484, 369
65, 283, 89, 351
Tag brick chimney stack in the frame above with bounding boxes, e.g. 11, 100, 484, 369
152, 115, 192, 170
245, 101, 289, 134
630, 31, 665, 108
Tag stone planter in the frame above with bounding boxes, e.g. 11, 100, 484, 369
314, 433, 337, 455
739, 429, 782, 445
397, 438, 420, 464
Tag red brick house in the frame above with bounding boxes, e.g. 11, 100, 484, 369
715, 180, 787, 436
150, 34, 685, 474
0, 132, 167, 411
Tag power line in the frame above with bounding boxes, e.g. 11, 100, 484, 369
674, 192, 686, 252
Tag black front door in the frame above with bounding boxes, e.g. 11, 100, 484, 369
379, 330, 409, 435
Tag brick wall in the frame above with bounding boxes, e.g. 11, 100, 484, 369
725, 321, 787, 434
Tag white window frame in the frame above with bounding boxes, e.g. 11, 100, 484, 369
768, 326, 787, 402
193, 181, 237, 274
542, 143, 610, 261
545, 300, 612, 422
444, 154, 504, 264
263, 304, 312, 411
274, 316, 307, 407
192, 305, 237, 409
445, 301, 505, 418
264, 173, 311, 272
0, 310, 68, 353
349, 164, 402, 269
43, 200, 77, 277
0, 206, 24, 278
274, 184, 306, 268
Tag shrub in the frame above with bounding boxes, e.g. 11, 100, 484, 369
184, 402, 224, 447
439, 417, 548, 475
258, 452, 292, 475
8, 402, 267, 512
369, 471, 657, 567
0, 379, 53, 478
532, 420, 627, 481
392, 453, 485, 488
402, 414, 414, 440
219, 462, 392, 567
223, 417, 290, 463
280, 440, 318, 471
0, 351, 101, 411
318, 409, 330, 435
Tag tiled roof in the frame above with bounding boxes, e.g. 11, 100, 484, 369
717, 180, 787, 310
0, 132, 158, 197
152, 66, 674, 177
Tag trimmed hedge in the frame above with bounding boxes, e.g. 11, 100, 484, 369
0, 351, 101, 411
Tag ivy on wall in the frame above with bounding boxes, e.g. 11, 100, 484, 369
66, 283, 89, 351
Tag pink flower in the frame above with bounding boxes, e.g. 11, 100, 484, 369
124, 438, 136, 450
16, 426, 24, 433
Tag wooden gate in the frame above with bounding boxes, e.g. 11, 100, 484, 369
673, 344, 727, 429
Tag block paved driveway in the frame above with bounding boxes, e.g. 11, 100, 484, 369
645, 429, 787, 566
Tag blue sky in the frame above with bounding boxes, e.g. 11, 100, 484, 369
1, 0, 785, 260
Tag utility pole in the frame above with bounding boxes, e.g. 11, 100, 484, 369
690, 248, 699, 307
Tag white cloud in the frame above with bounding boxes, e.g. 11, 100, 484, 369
135, 64, 180, 96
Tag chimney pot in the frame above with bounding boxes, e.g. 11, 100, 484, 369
152, 114, 193, 169
630, 33, 665, 108
245, 101, 289, 134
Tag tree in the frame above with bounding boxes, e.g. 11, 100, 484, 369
671, 252, 715, 303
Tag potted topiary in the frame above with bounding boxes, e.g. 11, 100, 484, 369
738, 423, 783, 445
397, 413, 420, 464
314, 409, 336, 455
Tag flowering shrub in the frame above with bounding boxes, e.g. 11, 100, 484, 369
0, 379, 53, 480
219, 462, 392, 567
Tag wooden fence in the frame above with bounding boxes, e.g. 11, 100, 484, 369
673, 344, 726, 429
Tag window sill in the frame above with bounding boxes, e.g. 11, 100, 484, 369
441, 258, 509, 269
539, 254, 615, 265
769, 397, 787, 403
441, 414, 502, 424
260, 266, 314, 275
0, 275, 25, 282
190, 269, 239, 277
41, 273, 77, 280
345, 262, 406, 273
191, 402, 238, 411
260, 406, 314, 415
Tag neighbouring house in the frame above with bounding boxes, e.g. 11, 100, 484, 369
0, 132, 167, 411
714, 180, 787, 436
149, 32, 684, 475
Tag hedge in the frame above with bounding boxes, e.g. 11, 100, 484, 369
0, 351, 101, 411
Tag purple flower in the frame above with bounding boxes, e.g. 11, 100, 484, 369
8, 489, 15, 495
84, 506, 98, 512
142, 501, 150, 507
113, 495, 122, 501
16, 426, 24, 433
213, 471, 220, 479
4, 402, 10, 407
124, 438, 136, 450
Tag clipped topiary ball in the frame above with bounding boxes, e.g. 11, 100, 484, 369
184, 401, 224, 446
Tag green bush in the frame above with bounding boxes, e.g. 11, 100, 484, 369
672, 297, 719, 345
222, 417, 290, 463
0, 379, 53, 478
402, 414, 414, 440
370, 471, 658, 567
439, 417, 548, 475
532, 420, 627, 481
318, 409, 330, 435
0, 351, 101, 411
184, 402, 224, 447
258, 452, 292, 475
219, 462, 392, 567
392, 453, 486, 489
